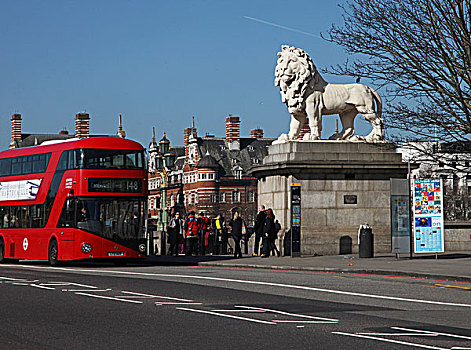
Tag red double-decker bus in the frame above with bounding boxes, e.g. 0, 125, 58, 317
0, 136, 148, 266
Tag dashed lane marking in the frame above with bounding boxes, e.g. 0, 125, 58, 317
155, 302, 202, 305
74, 292, 143, 304
176, 307, 277, 325
236, 305, 339, 322
120, 291, 193, 302
332, 331, 448, 350
30, 284, 55, 290
391, 327, 471, 340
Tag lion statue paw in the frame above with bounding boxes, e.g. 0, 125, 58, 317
302, 133, 320, 141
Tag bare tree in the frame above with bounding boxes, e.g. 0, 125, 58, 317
323, 0, 471, 143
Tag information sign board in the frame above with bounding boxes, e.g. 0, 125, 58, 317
290, 183, 301, 257
413, 179, 444, 253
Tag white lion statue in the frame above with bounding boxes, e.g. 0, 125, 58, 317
274, 45, 384, 142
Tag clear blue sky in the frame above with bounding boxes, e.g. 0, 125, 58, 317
0, 0, 374, 149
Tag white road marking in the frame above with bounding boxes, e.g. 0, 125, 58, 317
30, 284, 55, 290
155, 302, 202, 305
10, 265, 471, 308
121, 291, 193, 302
62, 289, 111, 292
392, 327, 471, 340
236, 306, 339, 322
211, 309, 266, 313
273, 320, 337, 324
359, 333, 437, 337
75, 292, 143, 304
177, 307, 277, 325
333, 332, 448, 350
12, 283, 30, 286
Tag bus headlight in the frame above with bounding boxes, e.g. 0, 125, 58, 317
139, 244, 146, 253
81, 243, 93, 254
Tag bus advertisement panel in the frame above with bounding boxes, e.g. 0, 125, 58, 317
413, 178, 444, 253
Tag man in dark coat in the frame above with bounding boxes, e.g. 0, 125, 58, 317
252, 205, 266, 256
229, 211, 243, 258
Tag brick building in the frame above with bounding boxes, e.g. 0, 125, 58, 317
147, 116, 274, 226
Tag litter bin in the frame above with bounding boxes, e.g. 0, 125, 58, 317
359, 225, 374, 258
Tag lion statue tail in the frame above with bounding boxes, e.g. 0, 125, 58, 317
370, 88, 382, 119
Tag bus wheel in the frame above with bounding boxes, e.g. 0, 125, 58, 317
48, 239, 59, 267
0, 238, 5, 263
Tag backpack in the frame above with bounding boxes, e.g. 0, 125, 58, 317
186, 216, 199, 237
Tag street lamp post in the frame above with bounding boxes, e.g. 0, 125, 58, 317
155, 133, 176, 255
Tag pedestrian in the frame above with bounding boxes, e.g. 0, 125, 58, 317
213, 213, 224, 255
270, 218, 281, 257
198, 212, 207, 255
229, 211, 243, 258
167, 212, 183, 256
184, 211, 199, 256
204, 212, 213, 255
252, 205, 266, 256
261, 208, 276, 258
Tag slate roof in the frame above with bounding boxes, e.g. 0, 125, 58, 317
14, 133, 75, 148
195, 137, 275, 177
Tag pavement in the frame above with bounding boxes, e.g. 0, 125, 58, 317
144, 251, 471, 283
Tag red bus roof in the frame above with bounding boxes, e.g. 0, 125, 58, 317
0, 137, 145, 159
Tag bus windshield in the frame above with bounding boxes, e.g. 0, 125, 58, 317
82, 149, 145, 170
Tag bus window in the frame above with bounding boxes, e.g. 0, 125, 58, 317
0, 158, 11, 176
0, 207, 8, 228
31, 205, 44, 228
11, 158, 22, 175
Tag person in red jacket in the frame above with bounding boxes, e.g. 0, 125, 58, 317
184, 211, 199, 256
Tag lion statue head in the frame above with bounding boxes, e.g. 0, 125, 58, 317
274, 45, 317, 114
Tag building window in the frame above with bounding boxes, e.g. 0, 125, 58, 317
235, 170, 242, 180
210, 194, 217, 203
247, 191, 255, 203
232, 190, 240, 203
220, 192, 226, 203
170, 193, 175, 206
252, 158, 259, 165
195, 192, 199, 204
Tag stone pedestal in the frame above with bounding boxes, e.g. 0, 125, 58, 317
249, 141, 410, 256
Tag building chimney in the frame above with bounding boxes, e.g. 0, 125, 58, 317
226, 115, 240, 142
184, 128, 192, 147
9, 113, 22, 149
117, 114, 126, 138
298, 117, 310, 140
250, 128, 263, 139
75, 112, 90, 138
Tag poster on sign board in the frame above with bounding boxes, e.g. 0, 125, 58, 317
413, 178, 444, 253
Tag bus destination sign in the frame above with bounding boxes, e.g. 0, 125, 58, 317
88, 178, 142, 193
